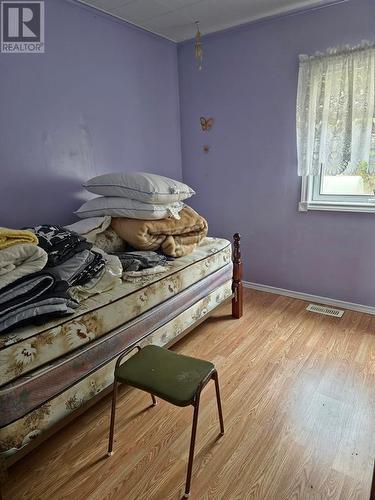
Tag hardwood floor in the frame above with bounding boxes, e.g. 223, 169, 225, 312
4, 289, 375, 500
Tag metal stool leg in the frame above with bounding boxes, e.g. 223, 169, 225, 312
107, 381, 118, 456
184, 394, 201, 498
213, 371, 224, 435
107, 345, 143, 457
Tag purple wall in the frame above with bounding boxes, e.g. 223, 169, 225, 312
2, 0, 374, 306
0, 0, 181, 227
178, 0, 375, 307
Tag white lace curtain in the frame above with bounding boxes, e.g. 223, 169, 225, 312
296, 42, 375, 176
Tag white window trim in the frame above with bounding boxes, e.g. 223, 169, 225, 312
299, 176, 375, 214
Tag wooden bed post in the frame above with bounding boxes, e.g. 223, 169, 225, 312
232, 233, 243, 319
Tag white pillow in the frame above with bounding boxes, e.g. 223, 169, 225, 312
84, 172, 195, 204
75, 197, 184, 220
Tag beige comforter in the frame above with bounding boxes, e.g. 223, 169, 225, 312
0, 244, 48, 290
111, 206, 208, 257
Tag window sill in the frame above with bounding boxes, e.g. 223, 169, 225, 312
299, 201, 375, 213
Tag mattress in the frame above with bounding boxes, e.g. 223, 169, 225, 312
0, 237, 231, 387
0, 237, 232, 428
0, 281, 233, 457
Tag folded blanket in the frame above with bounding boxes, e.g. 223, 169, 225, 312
65, 216, 111, 243
112, 251, 167, 272
29, 225, 92, 266
0, 228, 38, 250
111, 206, 208, 257
0, 272, 78, 332
0, 272, 76, 316
51, 249, 105, 286
0, 244, 48, 290
0, 298, 78, 333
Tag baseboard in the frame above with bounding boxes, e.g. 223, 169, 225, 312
243, 281, 375, 316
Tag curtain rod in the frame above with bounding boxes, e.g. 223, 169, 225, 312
300, 40, 375, 62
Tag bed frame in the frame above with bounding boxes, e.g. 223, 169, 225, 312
0, 233, 243, 497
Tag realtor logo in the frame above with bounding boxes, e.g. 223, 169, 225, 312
1, 1, 44, 53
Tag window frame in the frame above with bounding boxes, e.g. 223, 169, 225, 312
299, 174, 375, 213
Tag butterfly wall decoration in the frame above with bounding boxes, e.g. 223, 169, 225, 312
200, 117, 214, 131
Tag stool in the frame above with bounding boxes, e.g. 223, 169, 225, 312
107, 345, 224, 498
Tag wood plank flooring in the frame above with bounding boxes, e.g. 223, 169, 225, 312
3, 289, 375, 500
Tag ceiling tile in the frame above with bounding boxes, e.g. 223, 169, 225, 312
113, 0, 169, 22
146, 9, 195, 33
145, 13, 197, 41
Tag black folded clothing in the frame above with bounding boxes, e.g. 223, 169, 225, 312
0, 271, 79, 333
29, 225, 92, 267
0, 271, 78, 316
72, 250, 105, 286
50, 249, 106, 287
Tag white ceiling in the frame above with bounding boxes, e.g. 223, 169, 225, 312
79, 0, 341, 42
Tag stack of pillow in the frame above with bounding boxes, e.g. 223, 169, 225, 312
74, 172, 208, 258
76, 172, 196, 221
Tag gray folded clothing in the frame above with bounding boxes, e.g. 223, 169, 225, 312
111, 251, 167, 272
51, 249, 105, 286
0, 271, 79, 333
0, 297, 78, 333
0, 272, 71, 316
51, 249, 93, 284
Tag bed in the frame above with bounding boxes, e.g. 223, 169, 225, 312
0, 234, 243, 488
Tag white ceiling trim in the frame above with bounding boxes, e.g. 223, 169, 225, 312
76, 0, 348, 43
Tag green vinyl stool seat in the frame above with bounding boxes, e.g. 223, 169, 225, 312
107, 344, 224, 499
115, 345, 215, 407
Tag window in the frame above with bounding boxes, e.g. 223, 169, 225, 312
296, 43, 375, 213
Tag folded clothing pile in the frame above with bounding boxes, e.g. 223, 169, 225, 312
0, 271, 78, 333
31, 224, 92, 267
0, 227, 77, 333
68, 247, 122, 302
74, 172, 208, 258
57, 223, 123, 299
30, 225, 106, 287
0, 224, 123, 333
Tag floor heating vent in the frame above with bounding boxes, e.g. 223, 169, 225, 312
306, 304, 345, 318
